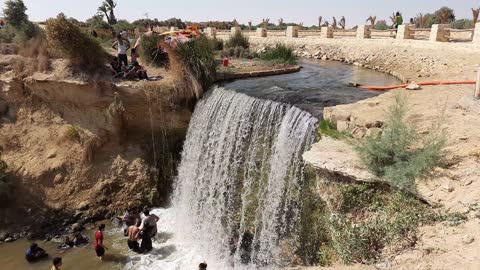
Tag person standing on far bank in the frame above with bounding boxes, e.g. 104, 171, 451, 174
395, 11, 403, 29
112, 34, 130, 68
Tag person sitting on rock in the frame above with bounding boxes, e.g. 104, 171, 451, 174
110, 56, 123, 77
73, 233, 89, 246
124, 62, 148, 80
58, 236, 74, 249
25, 243, 48, 262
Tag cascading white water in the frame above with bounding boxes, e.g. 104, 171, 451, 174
127, 87, 317, 269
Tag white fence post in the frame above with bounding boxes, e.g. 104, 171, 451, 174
429, 24, 449, 42
356, 25, 371, 39
286, 26, 299, 38
205, 27, 217, 38
396, 25, 412, 40
321, 26, 333, 38
474, 23, 480, 43
231, 27, 242, 36
256, 28, 267, 37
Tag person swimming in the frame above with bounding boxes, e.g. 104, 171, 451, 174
25, 243, 48, 262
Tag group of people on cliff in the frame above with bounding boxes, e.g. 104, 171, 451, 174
110, 32, 148, 80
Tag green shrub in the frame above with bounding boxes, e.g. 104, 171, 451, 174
318, 119, 348, 139
260, 44, 297, 65
208, 38, 224, 51
13, 21, 40, 44
0, 24, 16, 43
355, 93, 446, 192
139, 34, 169, 67
226, 31, 249, 48
46, 14, 108, 71
173, 38, 217, 90
2, 0, 28, 28
331, 187, 437, 263
66, 125, 81, 141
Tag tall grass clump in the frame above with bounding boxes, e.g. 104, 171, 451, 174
225, 31, 249, 48
46, 14, 108, 71
172, 38, 217, 91
260, 44, 297, 65
139, 34, 169, 67
355, 93, 446, 192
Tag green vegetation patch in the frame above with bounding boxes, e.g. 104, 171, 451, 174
260, 44, 297, 65
225, 31, 249, 49
355, 93, 446, 192
46, 14, 108, 71
318, 119, 349, 140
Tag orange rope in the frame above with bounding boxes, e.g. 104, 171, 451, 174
359, 80, 476, 91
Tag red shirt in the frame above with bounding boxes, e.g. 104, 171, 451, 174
94, 230, 103, 249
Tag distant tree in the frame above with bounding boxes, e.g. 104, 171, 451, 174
416, 13, 429, 28
472, 8, 480, 24
278, 17, 284, 27
86, 14, 110, 29
2, 0, 28, 28
435, 6, 455, 24
366, 16, 377, 27
389, 12, 396, 27
339, 16, 346, 29
248, 21, 252, 30
332, 17, 337, 29
318, 16, 323, 28
450, 19, 474, 29
374, 20, 388, 30
232, 18, 239, 27
98, 0, 117, 25
113, 19, 135, 33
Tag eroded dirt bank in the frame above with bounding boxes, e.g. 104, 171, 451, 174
0, 56, 196, 239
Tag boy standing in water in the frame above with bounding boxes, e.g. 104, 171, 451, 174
51, 257, 62, 270
94, 224, 107, 260
139, 209, 159, 253
127, 219, 141, 253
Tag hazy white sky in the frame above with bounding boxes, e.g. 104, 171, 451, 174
0, 0, 475, 27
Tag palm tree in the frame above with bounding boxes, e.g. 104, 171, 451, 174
389, 12, 396, 27
472, 8, 480, 24
416, 13, 429, 28
98, 0, 117, 25
367, 16, 377, 27
232, 18, 239, 27
318, 16, 323, 28
339, 16, 346, 29
332, 16, 338, 29
248, 21, 252, 30
299, 22, 304, 29
262, 18, 270, 29
278, 18, 284, 27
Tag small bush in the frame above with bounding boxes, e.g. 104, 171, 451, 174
226, 31, 249, 49
208, 38, 224, 51
13, 21, 40, 44
67, 125, 81, 141
172, 38, 217, 90
355, 93, 446, 192
0, 24, 16, 43
331, 187, 437, 264
260, 44, 297, 65
318, 119, 348, 139
139, 34, 169, 67
46, 14, 108, 71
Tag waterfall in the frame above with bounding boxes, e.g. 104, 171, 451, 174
172, 87, 318, 268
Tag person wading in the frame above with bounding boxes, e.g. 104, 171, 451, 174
112, 34, 130, 68
94, 224, 108, 260
51, 257, 62, 270
139, 209, 159, 253
127, 219, 141, 253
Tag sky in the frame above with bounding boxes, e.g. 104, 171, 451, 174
0, 0, 475, 27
